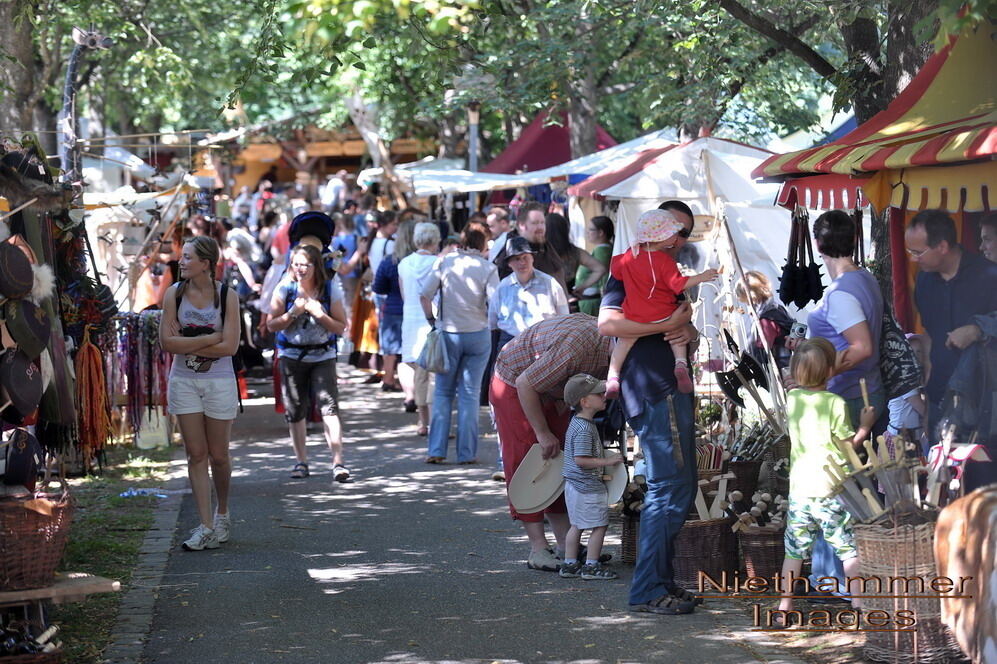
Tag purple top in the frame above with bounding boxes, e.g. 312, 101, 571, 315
807, 269, 883, 400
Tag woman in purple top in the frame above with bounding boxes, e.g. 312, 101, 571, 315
789, 209, 884, 600
802, 210, 885, 427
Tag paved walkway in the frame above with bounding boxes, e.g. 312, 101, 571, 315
122, 371, 806, 664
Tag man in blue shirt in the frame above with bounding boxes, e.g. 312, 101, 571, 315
599, 200, 699, 615
906, 210, 997, 489
489, 236, 570, 345
906, 210, 997, 406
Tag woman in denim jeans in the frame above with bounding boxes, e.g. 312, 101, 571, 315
268, 244, 350, 482
420, 223, 498, 464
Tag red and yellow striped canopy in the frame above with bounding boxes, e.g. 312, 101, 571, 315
754, 25, 996, 180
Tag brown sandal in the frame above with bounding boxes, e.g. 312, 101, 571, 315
425, 456, 445, 464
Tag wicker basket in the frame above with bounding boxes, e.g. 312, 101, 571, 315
854, 518, 963, 663
738, 527, 785, 579
621, 514, 639, 565
673, 517, 737, 590
0, 490, 74, 591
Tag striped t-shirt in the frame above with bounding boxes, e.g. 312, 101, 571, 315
562, 415, 605, 493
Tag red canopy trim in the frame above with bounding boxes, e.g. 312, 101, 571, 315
566, 144, 678, 198
753, 28, 995, 181
775, 174, 870, 210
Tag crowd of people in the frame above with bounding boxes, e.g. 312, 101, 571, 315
154, 173, 995, 618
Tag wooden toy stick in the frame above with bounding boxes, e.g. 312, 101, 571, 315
694, 480, 711, 520
859, 377, 870, 409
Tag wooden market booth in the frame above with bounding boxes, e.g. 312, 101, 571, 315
208, 121, 435, 196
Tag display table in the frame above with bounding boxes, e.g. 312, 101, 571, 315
0, 573, 120, 625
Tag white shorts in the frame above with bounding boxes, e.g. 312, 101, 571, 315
564, 483, 609, 529
168, 376, 239, 420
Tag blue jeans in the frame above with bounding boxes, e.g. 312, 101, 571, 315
428, 329, 490, 462
627, 394, 696, 604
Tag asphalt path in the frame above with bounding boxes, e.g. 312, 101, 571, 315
143, 368, 803, 664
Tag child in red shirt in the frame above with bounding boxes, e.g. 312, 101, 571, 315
607, 209, 718, 396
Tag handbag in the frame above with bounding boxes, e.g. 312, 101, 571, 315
879, 305, 922, 400
416, 271, 450, 374
417, 327, 450, 374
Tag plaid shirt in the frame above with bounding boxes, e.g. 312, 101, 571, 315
495, 313, 611, 399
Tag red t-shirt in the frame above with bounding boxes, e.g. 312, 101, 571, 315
271, 222, 291, 260
610, 248, 688, 324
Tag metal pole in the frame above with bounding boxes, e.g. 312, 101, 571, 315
468, 101, 480, 214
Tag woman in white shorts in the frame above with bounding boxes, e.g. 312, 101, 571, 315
160, 236, 241, 551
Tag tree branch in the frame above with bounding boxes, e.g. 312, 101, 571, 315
596, 25, 644, 89
716, 0, 838, 80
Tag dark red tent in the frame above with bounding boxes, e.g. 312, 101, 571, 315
482, 111, 616, 174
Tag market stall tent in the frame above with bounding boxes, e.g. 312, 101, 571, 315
567, 137, 809, 293
405, 128, 675, 198
753, 23, 996, 330
482, 111, 617, 174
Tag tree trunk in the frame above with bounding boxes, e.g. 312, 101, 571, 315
869, 207, 893, 303
32, 101, 58, 155
436, 113, 463, 160
0, 0, 38, 131
568, 72, 598, 158
346, 94, 407, 208
837, 15, 886, 124
883, 0, 936, 102
566, 7, 597, 158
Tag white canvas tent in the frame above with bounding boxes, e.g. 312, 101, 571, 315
404, 128, 677, 197
567, 137, 872, 421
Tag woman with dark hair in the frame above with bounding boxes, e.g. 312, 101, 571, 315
788, 209, 884, 600
803, 210, 885, 427
372, 219, 417, 393
268, 244, 350, 483
420, 222, 498, 464
576, 215, 614, 315
543, 213, 607, 300
160, 236, 241, 551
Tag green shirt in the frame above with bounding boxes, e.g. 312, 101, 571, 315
787, 389, 855, 498
576, 243, 611, 316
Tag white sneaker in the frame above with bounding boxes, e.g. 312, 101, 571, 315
213, 512, 231, 544
182, 525, 219, 551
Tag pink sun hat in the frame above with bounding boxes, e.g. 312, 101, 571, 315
635, 209, 683, 245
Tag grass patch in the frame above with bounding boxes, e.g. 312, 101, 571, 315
49, 444, 177, 664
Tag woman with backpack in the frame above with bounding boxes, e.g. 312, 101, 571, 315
160, 236, 241, 551
268, 244, 351, 483
736, 270, 794, 371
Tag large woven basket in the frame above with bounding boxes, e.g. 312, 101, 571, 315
0, 490, 74, 591
673, 517, 737, 590
854, 518, 963, 663
621, 514, 639, 565
738, 527, 784, 579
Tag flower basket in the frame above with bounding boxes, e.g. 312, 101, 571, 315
0, 486, 74, 591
